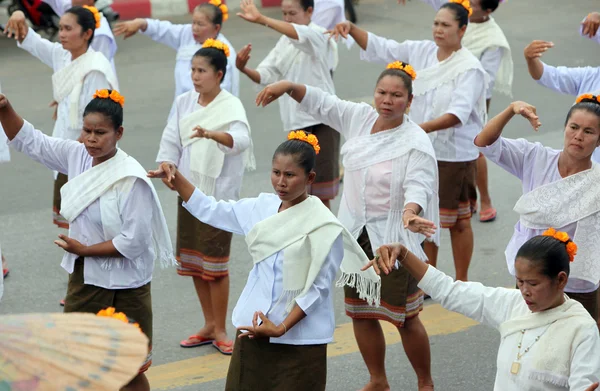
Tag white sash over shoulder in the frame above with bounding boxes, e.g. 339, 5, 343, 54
179, 90, 255, 196
514, 164, 600, 284
246, 196, 381, 313
342, 116, 440, 257
60, 149, 176, 271
52, 49, 118, 133
413, 47, 489, 145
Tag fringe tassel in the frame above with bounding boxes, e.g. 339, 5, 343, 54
528, 370, 569, 388
336, 272, 381, 307
191, 171, 217, 197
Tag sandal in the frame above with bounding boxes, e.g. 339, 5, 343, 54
180, 334, 215, 348
59, 299, 66, 306
479, 208, 497, 223
212, 340, 234, 355
2, 269, 8, 279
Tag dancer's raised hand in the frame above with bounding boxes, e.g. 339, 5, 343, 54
524, 40, 554, 60
511, 101, 541, 131
4, 10, 28, 41
256, 81, 293, 107
582, 12, 600, 38
113, 19, 146, 39
328, 21, 352, 41
237, 0, 264, 24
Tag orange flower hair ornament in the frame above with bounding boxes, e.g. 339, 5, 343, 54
449, 0, 473, 17
83, 5, 102, 29
386, 61, 417, 81
542, 228, 578, 262
288, 130, 321, 155
93, 89, 125, 107
209, 0, 229, 22
202, 38, 231, 57
575, 93, 600, 105
97, 307, 142, 332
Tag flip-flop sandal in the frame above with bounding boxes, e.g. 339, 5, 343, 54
59, 299, 66, 307
2, 269, 8, 279
212, 340, 234, 355
479, 208, 497, 223
180, 334, 215, 348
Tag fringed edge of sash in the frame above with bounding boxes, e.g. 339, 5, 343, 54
336, 272, 381, 307
158, 250, 178, 269
528, 370, 569, 388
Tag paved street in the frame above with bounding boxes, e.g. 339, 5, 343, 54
0, 0, 599, 389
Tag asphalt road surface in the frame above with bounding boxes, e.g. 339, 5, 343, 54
1, 0, 599, 389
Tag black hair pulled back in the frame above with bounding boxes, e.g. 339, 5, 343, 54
565, 98, 600, 128
440, 2, 469, 28
193, 47, 228, 81
195, 3, 224, 26
273, 139, 316, 175
377, 68, 414, 96
83, 89, 124, 129
516, 235, 571, 279
480, 0, 500, 12
65, 6, 97, 46
297, 0, 314, 11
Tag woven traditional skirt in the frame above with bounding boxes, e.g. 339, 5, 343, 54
438, 160, 477, 229
344, 228, 424, 328
64, 258, 153, 373
303, 124, 341, 201
176, 197, 232, 280
225, 331, 327, 391
52, 173, 69, 229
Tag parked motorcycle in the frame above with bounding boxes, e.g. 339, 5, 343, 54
5, 0, 119, 40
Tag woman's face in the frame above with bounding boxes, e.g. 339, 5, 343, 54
191, 56, 223, 95
192, 10, 220, 44
58, 13, 92, 53
432, 8, 465, 49
563, 109, 600, 161
281, 0, 312, 25
271, 153, 314, 203
515, 257, 567, 313
81, 112, 122, 164
374, 75, 412, 121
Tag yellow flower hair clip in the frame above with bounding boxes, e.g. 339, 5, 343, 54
449, 0, 473, 17
83, 5, 101, 29
386, 61, 417, 81
575, 93, 600, 105
97, 307, 142, 332
93, 89, 125, 107
288, 130, 320, 155
202, 38, 231, 57
209, 0, 229, 22
542, 228, 577, 262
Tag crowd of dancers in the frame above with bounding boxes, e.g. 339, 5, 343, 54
1, 0, 600, 389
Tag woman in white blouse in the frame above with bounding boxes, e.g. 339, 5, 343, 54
149, 133, 380, 391
256, 62, 438, 390
331, 0, 487, 282
475, 96, 600, 324
373, 229, 600, 391
5, 7, 117, 230
156, 41, 253, 354
0, 90, 174, 391
235, 0, 341, 209
113, 0, 238, 118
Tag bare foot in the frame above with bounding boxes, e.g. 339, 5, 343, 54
359, 381, 390, 391
196, 325, 216, 339
214, 330, 230, 343
418, 384, 434, 391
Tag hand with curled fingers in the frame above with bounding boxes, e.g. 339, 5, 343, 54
523, 40, 554, 60
112, 19, 146, 39
237, 311, 284, 339
327, 21, 352, 41
191, 126, 212, 139
511, 101, 541, 131
582, 12, 600, 38
147, 162, 178, 188
361, 245, 403, 275
0, 94, 8, 110
403, 214, 437, 238
256, 81, 292, 107
3, 10, 28, 41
